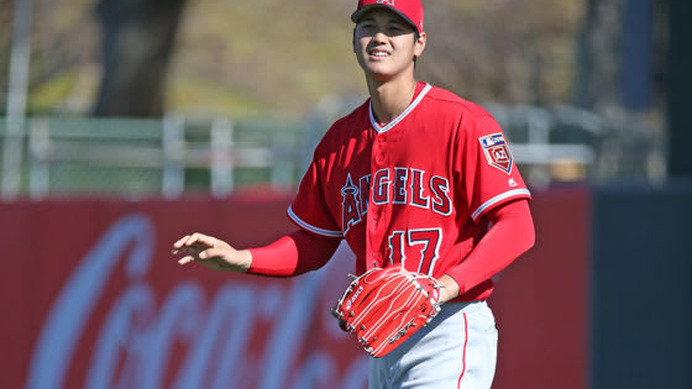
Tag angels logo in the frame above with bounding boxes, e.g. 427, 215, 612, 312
377, 0, 395, 5
479, 133, 514, 174
341, 174, 363, 234
340, 168, 452, 235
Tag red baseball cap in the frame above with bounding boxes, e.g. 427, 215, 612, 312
351, 0, 425, 34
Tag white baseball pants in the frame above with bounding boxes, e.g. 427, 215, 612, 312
368, 300, 498, 389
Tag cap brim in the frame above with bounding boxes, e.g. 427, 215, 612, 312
350, 5, 419, 33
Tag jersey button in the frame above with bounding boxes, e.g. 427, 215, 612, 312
378, 135, 387, 143
375, 154, 385, 164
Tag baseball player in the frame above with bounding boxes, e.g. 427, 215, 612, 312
173, 0, 535, 387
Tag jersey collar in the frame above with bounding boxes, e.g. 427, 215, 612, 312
369, 83, 432, 134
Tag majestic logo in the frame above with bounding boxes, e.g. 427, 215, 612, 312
479, 133, 514, 174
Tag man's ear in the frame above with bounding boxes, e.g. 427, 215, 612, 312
414, 31, 427, 58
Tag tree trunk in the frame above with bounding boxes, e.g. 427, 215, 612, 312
576, 0, 624, 113
92, 0, 187, 117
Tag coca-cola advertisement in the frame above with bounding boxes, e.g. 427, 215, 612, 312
1, 195, 366, 389
1, 188, 589, 388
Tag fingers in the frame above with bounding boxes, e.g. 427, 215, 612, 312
173, 233, 212, 265
177, 255, 197, 265
173, 232, 233, 267
172, 232, 217, 252
173, 235, 191, 249
175, 248, 216, 266
174, 233, 205, 249
198, 247, 228, 260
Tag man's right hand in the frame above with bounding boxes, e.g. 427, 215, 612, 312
172, 233, 252, 273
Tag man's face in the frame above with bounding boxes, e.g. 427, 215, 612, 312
353, 8, 426, 82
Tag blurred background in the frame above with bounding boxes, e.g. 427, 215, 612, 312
1, 0, 690, 388
0, 0, 681, 196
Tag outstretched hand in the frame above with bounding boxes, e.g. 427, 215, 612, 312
172, 232, 252, 273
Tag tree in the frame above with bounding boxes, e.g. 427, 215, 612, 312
576, 0, 625, 113
416, 0, 582, 105
92, 0, 188, 117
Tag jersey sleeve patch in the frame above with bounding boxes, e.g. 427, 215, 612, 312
288, 206, 343, 238
478, 133, 514, 174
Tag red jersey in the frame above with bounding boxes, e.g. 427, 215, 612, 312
288, 82, 531, 300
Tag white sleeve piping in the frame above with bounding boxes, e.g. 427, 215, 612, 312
471, 189, 532, 221
287, 206, 343, 238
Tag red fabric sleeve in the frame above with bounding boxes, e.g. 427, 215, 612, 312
446, 198, 535, 294
288, 146, 343, 238
457, 114, 531, 222
246, 230, 341, 277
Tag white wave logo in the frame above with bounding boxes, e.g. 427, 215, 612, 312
26, 213, 367, 389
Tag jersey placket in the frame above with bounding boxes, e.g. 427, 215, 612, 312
366, 130, 392, 269
362, 84, 429, 270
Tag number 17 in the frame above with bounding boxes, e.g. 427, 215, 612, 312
387, 228, 442, 276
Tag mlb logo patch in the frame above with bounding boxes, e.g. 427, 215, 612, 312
479, 133, 513, 174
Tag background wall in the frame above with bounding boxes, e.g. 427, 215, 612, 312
1, 188, 591, 389
591, 182, 692, 389
3, 184, 691, 388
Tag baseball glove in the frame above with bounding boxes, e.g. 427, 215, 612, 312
331, 265, 442, 358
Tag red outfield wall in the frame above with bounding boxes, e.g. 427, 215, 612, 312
0, 188, 589, 389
